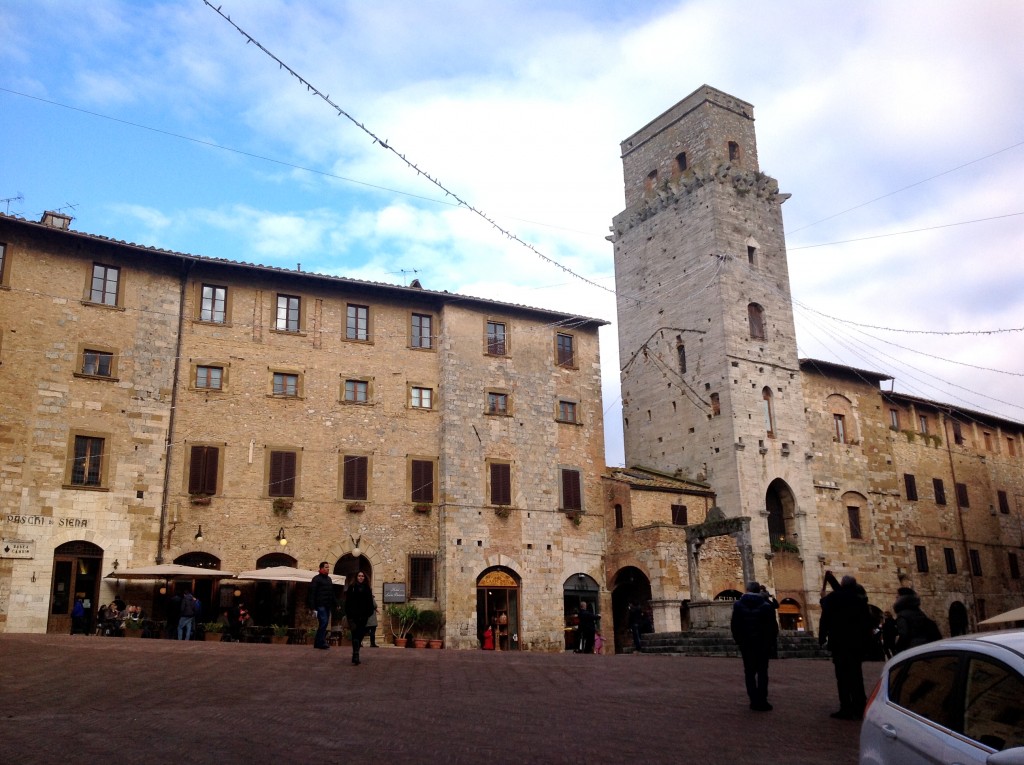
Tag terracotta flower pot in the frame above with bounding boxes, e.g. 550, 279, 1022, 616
428, 639, 443, 649
394, 637, 407, 648
413, 638, 428, 649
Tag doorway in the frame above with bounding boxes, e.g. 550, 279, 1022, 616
563, 573, 601, 652
610, 566, 652, 653
476, 568, 520, 650
48, 541, 103, 634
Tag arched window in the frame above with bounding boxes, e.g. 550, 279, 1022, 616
644, 169, 658, 195
675, 152, 688, 174
728, 141, 741, 162
762, 387, 775, 437
748, 303, 766, 340
710, 392, 720, 416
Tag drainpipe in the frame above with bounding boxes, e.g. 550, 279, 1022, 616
156, 260, 192, 563
943, 411, 978, 623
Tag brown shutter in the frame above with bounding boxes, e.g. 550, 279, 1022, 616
189, 446, 219, 495
270, 451, 296, 497
343, 455, 368, 500
411, 460, 434, 502
561, 469, 581, 511
490, 463, 511, 506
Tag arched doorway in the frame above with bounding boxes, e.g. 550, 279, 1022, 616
949, 601, 969, 636
162, 552, 223, 633
334, 554, 373, 628
779, 598, 804, 631
563, 573, 600, 652
610, 566, 651, 654
477, 567, 520, 650
252, 552, 298, 626
48, 541, 103, 634
765, 479, 797, 549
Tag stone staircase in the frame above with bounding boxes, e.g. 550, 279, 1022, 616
634, 629, 829, 659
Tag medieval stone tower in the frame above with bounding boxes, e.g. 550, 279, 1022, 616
611, 86, 824, 615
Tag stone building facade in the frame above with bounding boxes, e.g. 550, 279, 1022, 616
0, 212, 608, 649
609, 86, 1024, 634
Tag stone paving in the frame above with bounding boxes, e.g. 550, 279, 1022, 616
0, 634, 882, 764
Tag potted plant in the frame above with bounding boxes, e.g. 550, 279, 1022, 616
385, 603, 419, 647
347, 502, 365, 513
270, 624, 289, 644
190, 493, 212, 506
272, 497, 293, 515
418, 609, 443, 648
565, 509, 584, 526
123, 619, 143, 638
494, 506, 511, 519
413, 503, 431, 514
202, 622, 224, 642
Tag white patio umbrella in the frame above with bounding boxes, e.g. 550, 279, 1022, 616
233, 566, 345, 585
978, 605, 1024, 626
106, 563, 234, 579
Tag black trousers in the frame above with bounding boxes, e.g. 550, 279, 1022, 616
833, 655, 866, 714
350, 619, 367, 658
740, 647, 770, 705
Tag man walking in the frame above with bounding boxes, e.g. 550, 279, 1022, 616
307, 562, 336, 650
730, 581, 779, 711
818, 574, 872, 720
178, 591, 197, 641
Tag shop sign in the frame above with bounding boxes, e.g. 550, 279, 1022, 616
1, 538, 35, 559
382, 582, 406, 603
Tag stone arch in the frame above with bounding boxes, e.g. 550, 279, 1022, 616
841, 491, 869, 540
323, 535, 385, 576
826, 393, 857, 444
949, 600, 969, 636
766, 478, 798, 548
714, 588, 743, 600
779, 597, 805, 631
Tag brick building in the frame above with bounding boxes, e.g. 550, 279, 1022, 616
609, 85, 1024, 636
0, 212, 608, 649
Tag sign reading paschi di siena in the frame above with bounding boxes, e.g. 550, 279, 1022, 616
5, 514, 89, 528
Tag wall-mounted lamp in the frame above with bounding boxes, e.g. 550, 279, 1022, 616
31, 571, 36, 583
159, 586, 167, 595
276, 527, 287, 546
351, 533, 362, 559
112, 559, 119, 571
233, 589, 242, 598
195, 525, 204, 543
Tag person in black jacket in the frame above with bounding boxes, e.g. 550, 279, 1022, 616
731, 581, 780, 711
345, 572, 375, 666
818, 574, 873, 720
307, 562, 336, 650
892, 587, 941, 653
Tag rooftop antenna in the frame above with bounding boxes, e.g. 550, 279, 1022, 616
57, 202, 79, 215
1, 193, 24, 214
399, 269, 420, 286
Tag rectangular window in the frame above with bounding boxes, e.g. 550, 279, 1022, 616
411, 313, 433, 349
487, 392, 508, 416
677, 342, 686, 374
344, 380, 369, 403
560, 468, 582, 511
956, 482, 970, 508
1008, 437, 1016, 457
409, 555, 435, 599
904, 474, 918, 501
918, 414, 928, 435
847, 506, 862, 539
1010, 552, 1021, 580
914, 545, 929, 574
268, 450, 297, 498
490, 462, 512, 506
834, 414, 846, 443
671, 504, 687, 526
486, 321, 507, 355
275, 294, 301, 332
557, 401, 577, 424
71, 436, 104, 487
555, 333, 575, 367
411, 387, 433, 410
273, 373, 299, 397
933, 478, 946, 505
944, 547, 957, 574
952, 421, 963, 445
0, 242, 6, 284
200, 284, 227, 323
195, 365, 223, 390
188, 445, 219, 496
82, 350, 113, 377
614, 505, 623, 529
889, 408, 900, 429
983, 431, 993, 451
342, 455, 368, 501
969, 549, 982, 577
346, 304, 369, 341
411, 459, 434, 503
90, 263, 119, 305
998, 490, 1010, 514
710, 392, 721, 416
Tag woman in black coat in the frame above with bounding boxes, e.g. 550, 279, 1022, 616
344, 572, 375, 665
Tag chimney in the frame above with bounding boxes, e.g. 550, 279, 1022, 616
41, 211, 72, 230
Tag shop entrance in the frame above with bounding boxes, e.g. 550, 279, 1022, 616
476, 568, 520, 650
610, 566, 651, 653
48, 541, 104, 634
563, 573, 601, 651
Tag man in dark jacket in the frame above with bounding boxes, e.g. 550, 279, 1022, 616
307, 562, 336, 650
344, 571, 375, 666
819, 574, 872, 720
731, 581, 779, 711
893, 587, 941, 653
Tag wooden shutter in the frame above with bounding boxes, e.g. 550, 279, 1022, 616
561, 469, 582, 511
270, 451, 296, 497
188, 446, 218, 495
490, 463, 511, 506
411, 460, 434, 502
343, 455, 368, 500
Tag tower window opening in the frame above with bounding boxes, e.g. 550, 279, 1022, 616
728, 141, 741, 162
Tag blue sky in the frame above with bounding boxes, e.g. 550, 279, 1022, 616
3, 0, 1023, 466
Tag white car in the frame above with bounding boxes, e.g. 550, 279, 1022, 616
860, 629, 1024, 764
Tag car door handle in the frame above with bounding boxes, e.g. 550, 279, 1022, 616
881, 724, 897, 740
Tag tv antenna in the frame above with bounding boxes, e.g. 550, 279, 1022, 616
1, 193, 24, 215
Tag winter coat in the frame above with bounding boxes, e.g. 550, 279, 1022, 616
731, 593, 779, 655
819, 585, 872, 660
893, 591, 941, 653
344, 581, 375, 626
307, 573, 337, 610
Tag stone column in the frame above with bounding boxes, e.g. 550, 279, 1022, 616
650, 598, 682, 633
686, 538, 703, 601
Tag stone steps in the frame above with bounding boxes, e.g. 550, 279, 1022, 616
633, 630, 829, 659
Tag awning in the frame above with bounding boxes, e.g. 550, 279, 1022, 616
106, 563, 234, 580
978, 605, 1024, 626
233, 566, 345, 585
